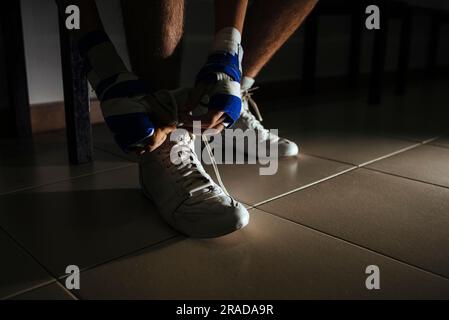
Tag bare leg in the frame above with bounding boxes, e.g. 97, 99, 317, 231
121, 0, 185, 90
243, 0, 318, 79
214, 0, 248, 33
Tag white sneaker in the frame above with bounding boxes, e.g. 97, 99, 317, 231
139, 131, 249, 238
231, 88, 299, 158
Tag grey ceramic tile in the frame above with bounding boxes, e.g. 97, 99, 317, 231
12, 282, 75, 300
0, 230, 53, 299
430, 136, 449, 149
0, 165, 177, 276
205, 154, 353, 206
282, 129, 416, 165
77, 209, 449, 299
0, 131, 132, 194
260, 169, 449, 278
367, 145, 449, 188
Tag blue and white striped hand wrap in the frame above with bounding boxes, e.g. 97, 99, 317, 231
196, 27, 244, 127
78, 30, 155, 153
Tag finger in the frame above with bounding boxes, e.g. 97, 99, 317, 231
136, 125, 174, 155
203, 123, 225, 136
162, 124, 177, 135
184, 82, 212, 113
208, 114, 226, 129
147, 135, 168, 153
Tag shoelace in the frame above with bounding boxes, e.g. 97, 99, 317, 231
202, 135, 230, 196
242, 87, 264, 122
241, 87, 276, 142
158, 133, 230, 198
155, 90, 231, 199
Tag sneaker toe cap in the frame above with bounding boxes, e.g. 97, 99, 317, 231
278, 138, 299, 157
173, 199, 250, 238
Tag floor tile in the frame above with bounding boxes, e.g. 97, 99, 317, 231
283, 130, 415, 165
0, 131, 132, 194
259, 169, 449, 278
259, 102, 428, 165
77, 209, 449, 299
262, 100, 440, 144
0, 229, 53, 299
11, 282, 75, 300
430, 136, 449, 149
0, 165, 177, 276
367, 145, 449, 188
205, 155, 353, 206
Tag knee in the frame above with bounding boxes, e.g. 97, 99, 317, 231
157, 27, 183, 58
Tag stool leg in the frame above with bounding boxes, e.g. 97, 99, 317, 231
57, 7, 93, 165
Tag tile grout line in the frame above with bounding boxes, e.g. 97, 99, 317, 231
363, 166, 449, 191
53, 235, 182, 301
254, 208, 449, 283
4, 231, 181, 300
4, 279, 79, 301
357, 135, 440, 168
61, 235, 182, 280
251, 166, 359, 208
357, 143, 423, 167
93, 145, 136, 163
251, 136, 441, 208
0, 163, 135, 197
0, 225, 65, 300
2, 279, 57, 300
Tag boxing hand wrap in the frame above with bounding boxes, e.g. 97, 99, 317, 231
78, 30, 155, 153
196, 27, 243, 127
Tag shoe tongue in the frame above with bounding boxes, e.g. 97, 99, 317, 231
241, 76, 255, 91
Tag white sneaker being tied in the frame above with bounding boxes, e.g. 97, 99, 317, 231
139, 130, 249, 238
231, 87, 299, 158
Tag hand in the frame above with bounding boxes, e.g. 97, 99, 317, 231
179, 83, 227, 135
135, 124, 177, 155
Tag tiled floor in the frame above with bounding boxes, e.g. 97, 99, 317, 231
1, 82, 449, 299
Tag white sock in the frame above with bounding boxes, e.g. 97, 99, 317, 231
241, 76, 255, 91
213, 27, 242, 55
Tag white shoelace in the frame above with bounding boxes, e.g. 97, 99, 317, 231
153, 90, 231, 199
241, 87, 275, 141
158, 133, 230, 199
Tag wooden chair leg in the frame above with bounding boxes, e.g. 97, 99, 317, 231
57, 7, 93, 165
0, 1, 32, 138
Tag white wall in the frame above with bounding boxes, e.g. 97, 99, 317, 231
21, 0, 449, 105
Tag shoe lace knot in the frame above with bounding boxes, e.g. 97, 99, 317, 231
158, 134, 215, 199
